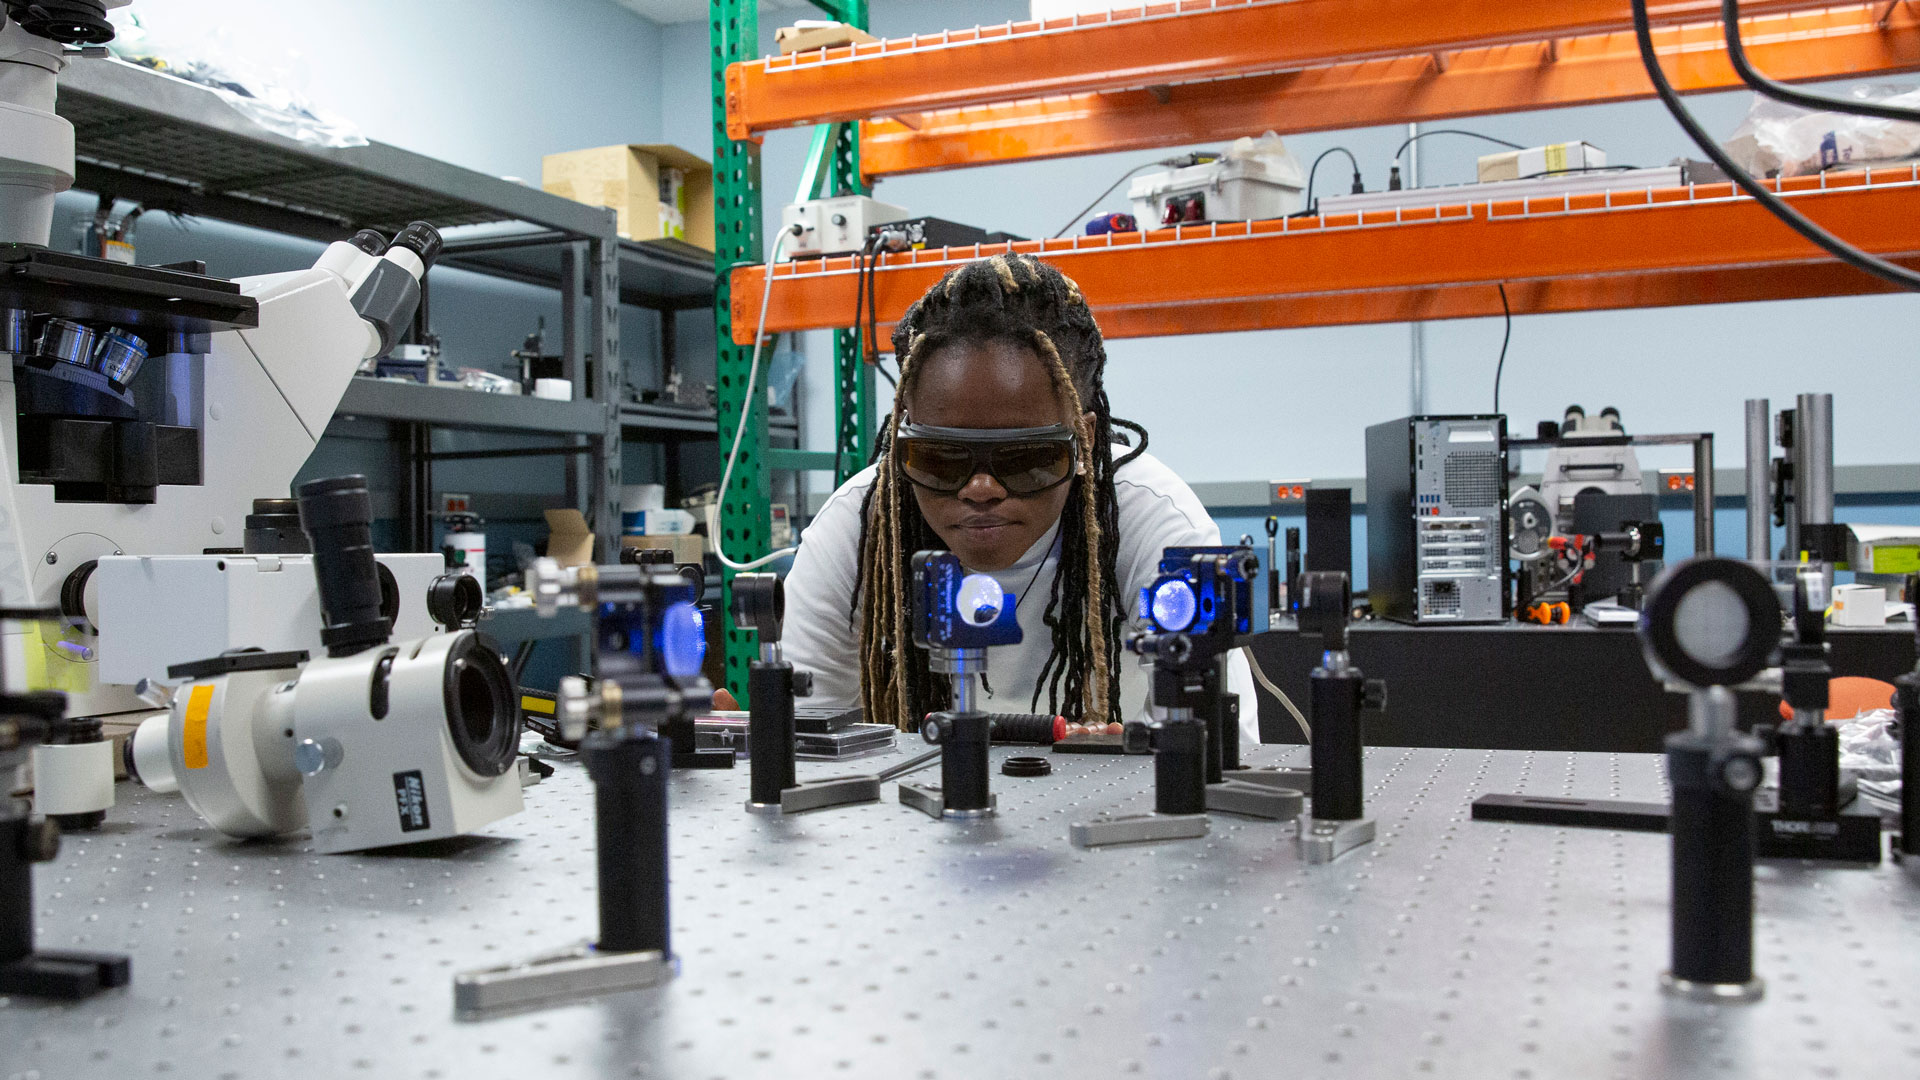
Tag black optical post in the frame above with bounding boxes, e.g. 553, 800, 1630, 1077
736, 573, 797, 810
1296, 571, 1386, 864
1760, 566, 1882, 863
1896, 609, 1920, 864
1640, 558, 1776, 1003
0, 608, 130, 1000
899, 552, 1022, 820
731, 574, 883, 815
1072, 543, 1302, 849
454, 563, 703, 1016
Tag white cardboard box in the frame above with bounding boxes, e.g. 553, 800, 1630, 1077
1831, 583, 1888, 627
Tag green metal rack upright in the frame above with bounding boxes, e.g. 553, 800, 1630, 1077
710, 0, 874, 702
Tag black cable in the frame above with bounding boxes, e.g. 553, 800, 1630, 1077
866, 233, 888, 387
1110, 416, 1150, 469
1492, 282, 1512, 416
1630, 0, 1920, 292
1392, 129, 1523, 165
1052, 161, 1165, 239
1303, 146, 1361, 213
1723, 0, 1920, 124
1513, 165, 1643, 180
857, 234, 899, 390
851, 234, 869, 367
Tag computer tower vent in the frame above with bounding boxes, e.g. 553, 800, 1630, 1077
1366, 415, 1509, 624
1422, 579, 1461, 616
1443, 451, 1503, 508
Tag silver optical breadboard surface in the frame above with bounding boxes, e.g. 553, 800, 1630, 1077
6, 746, 1918, 1080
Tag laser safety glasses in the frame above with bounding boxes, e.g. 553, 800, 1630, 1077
894, 423, 1078, 497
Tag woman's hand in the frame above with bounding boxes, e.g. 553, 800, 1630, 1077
713, 688, 739, 711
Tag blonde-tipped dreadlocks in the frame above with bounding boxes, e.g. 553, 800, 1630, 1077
853, 253, 1138, 731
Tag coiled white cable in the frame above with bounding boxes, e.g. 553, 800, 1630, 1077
710, 225, 802, 571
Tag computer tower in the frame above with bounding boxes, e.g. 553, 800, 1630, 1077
1365, 415, 1509, 624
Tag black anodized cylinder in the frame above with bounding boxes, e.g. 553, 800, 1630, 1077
1, 818, 32, 963
1309, 670, 1364, 821
1666, 732, 1760, 988
1199, 680, 1225, 786
1154, 720, 1207, 815
940, 711, 992, 812
584, 726, 670, 956
1899, 671, 1920, 857
748, 660, 796, 805
1775, 724, 1840, 819
296, 475, 390, 657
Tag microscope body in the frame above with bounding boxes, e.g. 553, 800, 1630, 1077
4, 227, 442, 720
125, 477, 523, 854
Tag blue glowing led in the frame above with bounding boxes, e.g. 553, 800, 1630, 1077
1149, 578, 1198, 632
658, 601, 707, 677
956, 574, 1006, 627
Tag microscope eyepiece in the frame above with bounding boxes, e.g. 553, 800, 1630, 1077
348, 229, 388, 256
297, 475, 393, 657
390, 221, 445, 269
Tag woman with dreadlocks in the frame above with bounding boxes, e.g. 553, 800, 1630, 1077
778, 253, 1256, 741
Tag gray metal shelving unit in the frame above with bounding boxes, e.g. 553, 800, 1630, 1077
54, 57, 724, 559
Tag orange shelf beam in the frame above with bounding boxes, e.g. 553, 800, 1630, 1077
729, 170, 1920, 344
726, 0, 1838, 139
861, 3, 1920, 179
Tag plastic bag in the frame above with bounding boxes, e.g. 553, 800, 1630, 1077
1722, 84, 1920, 177
1836, 708, 1902, 816
1222, 131, 1305, 188
105, 11, 368, 149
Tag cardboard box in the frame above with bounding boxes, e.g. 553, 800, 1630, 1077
542, 144, 714, 252
775, 20, 876, 53
1831, 583, 1888, 627
1477, 142, 1607, 183
621, 534, 706, 565
543, 509, 597, 568
622, 508, 697, 536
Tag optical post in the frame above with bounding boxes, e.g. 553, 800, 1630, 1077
1072, 544, 1302, 848
1639, 558, 1776, 1003
1757, 565, 1881, 863
1296, 570, 1387, 864
453, 559, 707, 1016
0, 609, 130, 999
899, 552, 1020, 820
1898, 607, 1920, 866
733, 573, 887, 814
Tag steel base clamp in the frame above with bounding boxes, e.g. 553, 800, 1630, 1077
899, 781, 996, 820
453, 945, 674, 1018
1069, 811, 1209, 848
1297, 816, 1375, 864
1206, 780, 1304, 820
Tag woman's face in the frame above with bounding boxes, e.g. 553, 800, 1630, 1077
903, 339, 1079, 572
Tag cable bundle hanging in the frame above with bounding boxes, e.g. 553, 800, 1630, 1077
1629, 0, 1920, 293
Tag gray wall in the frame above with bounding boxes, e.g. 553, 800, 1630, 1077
666, 0, 1920, 500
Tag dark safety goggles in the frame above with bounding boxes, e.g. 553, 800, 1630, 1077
894, 423, 1078, 497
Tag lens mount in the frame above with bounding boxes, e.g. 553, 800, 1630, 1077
1640, 558, 1780, 689
440, 631, 519, 778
